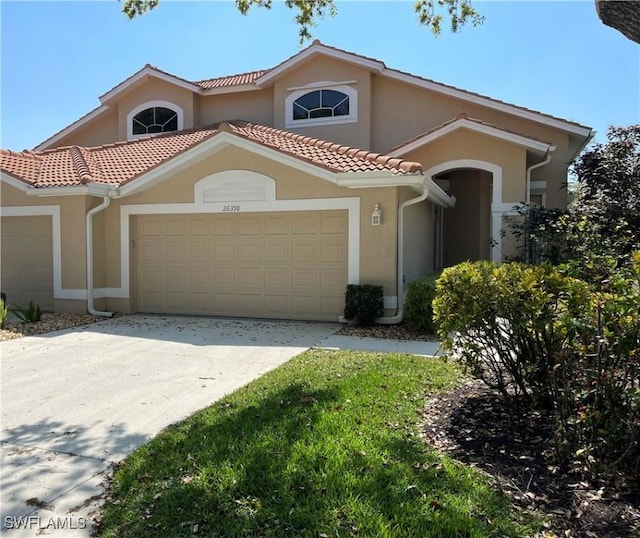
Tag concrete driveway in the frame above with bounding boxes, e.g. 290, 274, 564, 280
0, 315, 342, 537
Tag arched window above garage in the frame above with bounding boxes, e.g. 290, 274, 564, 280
285, 84, 357, 128
127, 101, 184, 140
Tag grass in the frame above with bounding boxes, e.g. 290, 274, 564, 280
99, 350, 539, 537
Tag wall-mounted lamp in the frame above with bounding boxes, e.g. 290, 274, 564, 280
371, 203, 382, 226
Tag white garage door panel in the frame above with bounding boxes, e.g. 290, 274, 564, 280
0, 216, 54, 311
135, 211, 348, 321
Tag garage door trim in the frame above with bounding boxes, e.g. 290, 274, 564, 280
1, 205, 62, 299
119, 197, 360, 300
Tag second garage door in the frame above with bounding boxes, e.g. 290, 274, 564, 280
135, 210, 348, 321
0, 216, 54, 311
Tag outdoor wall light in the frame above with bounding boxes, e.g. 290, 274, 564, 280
371, 203, 382, 226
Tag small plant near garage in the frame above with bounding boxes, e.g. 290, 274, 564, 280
343, 284, 384, 326
14, 301, 43, 323
0, 299, 8, 329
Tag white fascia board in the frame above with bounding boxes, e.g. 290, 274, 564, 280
389, 119, 555, 157
99, 67, 201, 104
2, 176, 119, 198
257, 45, 384, 87
34, 105, 110, 151
24, 185, 112, 197
336, 172, 424, 190
201, 84, 262, 96
1, 172, 33, 193
385, 69, 592, 137
424, 176, 455, 208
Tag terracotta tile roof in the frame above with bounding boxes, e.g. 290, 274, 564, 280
389, 112, 555, 153
195, 70, 268, 90
2, 121, 422, 189
225, 120, 422, 174
2, 128, 219, 188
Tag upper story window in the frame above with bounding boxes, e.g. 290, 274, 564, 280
126, 100, 184, 140
293, 90, 349, 120
133, 107, 178, 135
285, 83, 357, 128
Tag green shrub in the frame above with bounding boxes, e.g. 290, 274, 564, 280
550, 257, 640, 477
433, 259, 640, 479
404, 272, 441, 333
0, 299, 8, 329
344, 284, 384, 326
433, 261, 590, 407
15, 301, 43, 323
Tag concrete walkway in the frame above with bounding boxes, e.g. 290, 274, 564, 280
1, 315, 440, 537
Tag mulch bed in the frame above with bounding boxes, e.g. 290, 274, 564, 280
337, 321, 438, 341
420, 379, 640, 537
0, 313, 103, 341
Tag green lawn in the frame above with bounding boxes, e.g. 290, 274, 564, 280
99, 349, 539, 537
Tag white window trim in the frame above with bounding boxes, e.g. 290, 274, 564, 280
126, 100, 184, 141
285, 83, 357, 129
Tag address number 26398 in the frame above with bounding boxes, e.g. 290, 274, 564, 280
222, 205, 241, 212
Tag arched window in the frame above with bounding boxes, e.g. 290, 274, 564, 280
132, 106, 178, 135
285, 84, 357, 128
293, 89, 350, 120
127, 101, 184, 140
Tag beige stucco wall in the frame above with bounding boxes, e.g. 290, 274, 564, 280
404, 128, 528, 204
400, 190, 434, 284
371, 75, 575, 202
49, 109, 119, 148
197, 90, 274, 128
272, 55, 372, 150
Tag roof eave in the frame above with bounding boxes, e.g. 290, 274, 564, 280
99, 66, 202, 105
336, 171, 424, 190
385, 69, 592, 137
1, 171, 35, 192
201, 84, 262, 96
389, 118, 556, 157
424, 176, 456, 208
256, 42, 384, 88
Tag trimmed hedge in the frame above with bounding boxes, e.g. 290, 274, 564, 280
344, 284, 384, 326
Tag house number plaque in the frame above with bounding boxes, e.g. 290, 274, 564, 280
222, 205, 241, 212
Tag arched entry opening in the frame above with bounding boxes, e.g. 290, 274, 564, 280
426, 160, 503, 268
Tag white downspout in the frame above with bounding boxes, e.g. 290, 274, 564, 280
525, 149, 554, 204
376, 187, 431, 325
86, 196, 113, 317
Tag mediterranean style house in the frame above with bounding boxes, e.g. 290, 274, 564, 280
0, 41, 593, 322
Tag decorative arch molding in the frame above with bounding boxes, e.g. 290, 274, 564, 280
425, 159, 505, 263
194, 170, 276, 204
126, 100, 184, 140
425, 159, 502, 208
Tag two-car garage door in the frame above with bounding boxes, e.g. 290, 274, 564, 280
135, 210, 348, 321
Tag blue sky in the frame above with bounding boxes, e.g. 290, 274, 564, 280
1, 1, 638, 151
